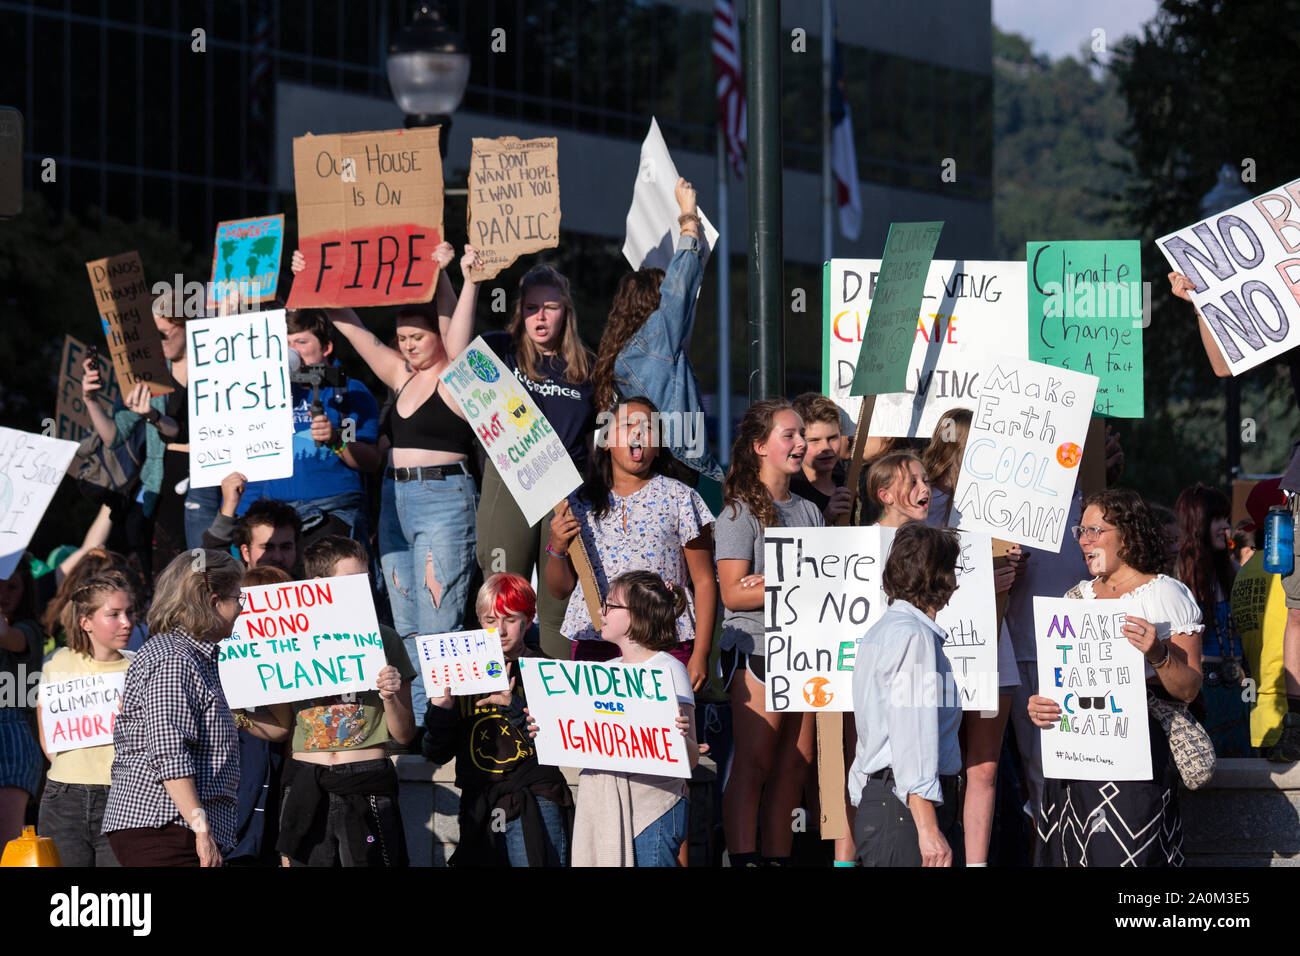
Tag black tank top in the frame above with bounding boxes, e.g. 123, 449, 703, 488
385, 375, 475, 456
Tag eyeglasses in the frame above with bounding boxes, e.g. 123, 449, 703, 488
1071, 525, 1117, 542
601, 602, 628, 614
1076, 691, 1110, 710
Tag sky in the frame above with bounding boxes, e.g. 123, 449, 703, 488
992, 0, 1161, 61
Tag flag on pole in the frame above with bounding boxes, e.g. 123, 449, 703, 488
830, 14, 862, 240
712, 0, 746, 177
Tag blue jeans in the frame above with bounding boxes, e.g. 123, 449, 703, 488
184, 484, 222, 551
502, 795, 568, 866
632, 798, 688, 867
379, 472, 477, 725
286, 492, 368, 549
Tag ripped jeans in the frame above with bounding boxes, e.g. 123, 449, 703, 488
379, 472, 478, 726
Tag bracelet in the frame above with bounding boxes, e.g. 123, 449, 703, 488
1150, 642, 1172, 669
545, 543, 569, 559
231, 711, 251, 731
677, 212, 700, 227
145, 407, 162, 424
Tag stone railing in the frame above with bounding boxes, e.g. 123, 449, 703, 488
1181, 758, 1300, 866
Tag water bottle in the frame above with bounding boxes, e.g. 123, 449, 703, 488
1265, 503, 1294, 576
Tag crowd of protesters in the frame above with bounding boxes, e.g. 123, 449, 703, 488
2, 181, 1298, 869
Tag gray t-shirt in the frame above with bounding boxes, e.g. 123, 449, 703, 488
715, 495, 824, 656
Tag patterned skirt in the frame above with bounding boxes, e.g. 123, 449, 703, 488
1037, 712, 1183, 867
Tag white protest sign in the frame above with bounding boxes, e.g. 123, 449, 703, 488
218, 574, 386, 708
879, 526, 1001, 712
518, 657, 690, 778
951, 354, 1097, 552
415, 629, 508, 698
1034, 596, 1152, 781
1157, 177, 1300, 376
823, 259, 1028, 437
623, 117, 720, 271
441, 336, 582, 526
0, 428, 80, 580
39, 671, 127, 754
187, 309, 294, 488
764, 526, 886, 713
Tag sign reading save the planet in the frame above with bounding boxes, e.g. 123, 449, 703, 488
415, 629, 508, 698
210, 214, 284, 305
1027, 240, 1143, 418
218, 574, 386, 707
519, 658, 690, 778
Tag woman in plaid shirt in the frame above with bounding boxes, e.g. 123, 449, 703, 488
102, 550, 279, 866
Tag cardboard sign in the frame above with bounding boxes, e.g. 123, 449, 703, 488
1157, 177, 1300, 376
219, 574, 386, 708
85, 252, 173, 394
824, 259, 1027, 437
1034, 597, 1152, 781
210, 214, 285, 305
440, 336, 582, 526
764, 527, 886, 713
56, 334, 122, 443
287, 127, 444, 308
519, 657, 690, 778
467, 136, 561, 281
622, 117, 720, 271
952, 355, 1098, 552
186, 310, 294, 487
1027, 240, 1144, 418
415, 629, 509, 698
849, 222, 944, 396
39, 672, 126, 754
764, 526, 999, 713
0, 428, 80, 579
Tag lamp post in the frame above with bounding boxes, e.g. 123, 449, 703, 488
1200, 163, 1253, 481
387, 3, 470, 158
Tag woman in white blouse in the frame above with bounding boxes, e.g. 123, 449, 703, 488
1028, 488, 1203, 867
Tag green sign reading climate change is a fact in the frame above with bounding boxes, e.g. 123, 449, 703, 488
850, 221, 944, 396
1027, 240, 1144, 418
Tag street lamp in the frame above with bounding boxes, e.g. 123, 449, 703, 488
387, 3, 470, 157
1200, 163, 1253, 482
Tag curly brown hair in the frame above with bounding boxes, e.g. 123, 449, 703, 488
723, 398, 797, 528
882, 521, 961, 613
1083, 488, 1167, 575
592, 268, 665, 412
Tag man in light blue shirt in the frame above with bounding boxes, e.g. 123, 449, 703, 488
848, 521, 964, 866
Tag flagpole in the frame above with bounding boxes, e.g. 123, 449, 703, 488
822, 0, 833, 265
717, 127, 732, 466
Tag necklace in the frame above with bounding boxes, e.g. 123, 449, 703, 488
1099, 569, 1145, 594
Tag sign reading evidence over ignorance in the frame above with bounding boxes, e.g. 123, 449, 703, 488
763, 526, 999, 713
1157, 177, 1300, 377
219, 574, 387, 708
519, 658, 690, 777
441, 336, 582, 527
186, 309, 294, 487
824, 259, 1025, 437
287, 126, 444, 309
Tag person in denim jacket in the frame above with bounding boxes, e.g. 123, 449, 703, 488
592, 178, 723, 483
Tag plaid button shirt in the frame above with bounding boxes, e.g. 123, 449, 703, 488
102, 627, 240, 849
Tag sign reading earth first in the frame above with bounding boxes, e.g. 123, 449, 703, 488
1157, 177, 1300, 376
210, 214, 284, 306
823, 259, 1028, 437
415, 629, 509, 698
441, 336, 582, 527
951, 354, 1098, 553
1034, 597, 1152, 781
763, 527, 999, 713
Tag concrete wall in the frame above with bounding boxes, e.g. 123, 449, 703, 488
1182, 759, 1300, 866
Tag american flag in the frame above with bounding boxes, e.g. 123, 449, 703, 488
712, 0, 746, 177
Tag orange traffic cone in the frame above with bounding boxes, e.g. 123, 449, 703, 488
1, 826, 62, 866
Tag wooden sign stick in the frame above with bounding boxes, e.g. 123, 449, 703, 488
817, 712, 850, 840
551, 503, 604, 630
837, 395, 877, 527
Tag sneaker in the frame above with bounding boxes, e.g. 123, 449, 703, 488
1267, 713, 1300, 763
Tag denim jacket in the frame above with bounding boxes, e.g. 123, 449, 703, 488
614, 234, 724, 481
